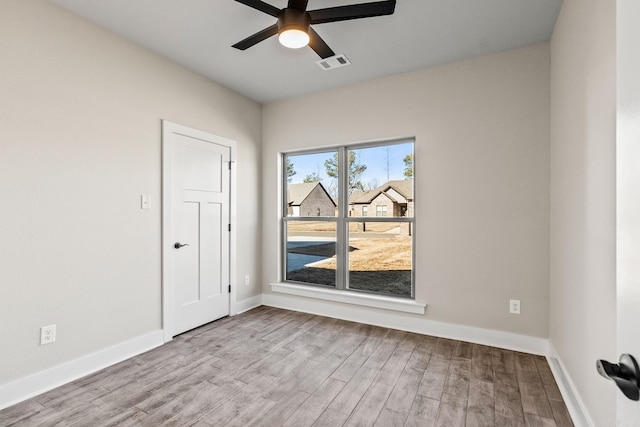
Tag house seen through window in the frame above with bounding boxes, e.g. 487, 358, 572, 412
283, 140, 414, 298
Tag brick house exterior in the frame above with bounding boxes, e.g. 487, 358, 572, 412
287, 182, 336, 217
350, 180, 413, 235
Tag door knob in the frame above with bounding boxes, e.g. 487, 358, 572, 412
597, 354, 640, 401
174, 242, 189, 249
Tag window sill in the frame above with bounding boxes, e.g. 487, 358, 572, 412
270, 283, 426, 315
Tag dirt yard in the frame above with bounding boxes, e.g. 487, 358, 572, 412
315, 237, 411, 271
286, 236, 412, 297
287, 221, 399, 233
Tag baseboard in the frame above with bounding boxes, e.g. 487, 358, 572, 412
234, 294, 263, 315
547, 343, 595, 427
262, 293, 550, 355
0, 330, 164, 411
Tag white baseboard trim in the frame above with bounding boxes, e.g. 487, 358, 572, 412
0, 330, 164, 411
547, 343, 595, 427
234, 294, 263, 315
262, 293, 550, 355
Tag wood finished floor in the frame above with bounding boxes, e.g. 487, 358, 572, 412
1, 306, 574, 427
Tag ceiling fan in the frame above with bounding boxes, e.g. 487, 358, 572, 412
232, 0, 397, 59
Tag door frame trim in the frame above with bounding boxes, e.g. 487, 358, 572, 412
161, 120, 237, 343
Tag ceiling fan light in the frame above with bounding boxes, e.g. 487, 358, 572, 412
278, 28, 310, 49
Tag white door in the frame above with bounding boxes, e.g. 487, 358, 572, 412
163, 121, 232, 338
617, 0, 640, 421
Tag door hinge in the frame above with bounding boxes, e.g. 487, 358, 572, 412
228, 224, 231, 232
228, 284, 231, 293
228, 161, 232, 170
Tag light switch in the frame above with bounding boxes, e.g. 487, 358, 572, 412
141, 194, 151, 209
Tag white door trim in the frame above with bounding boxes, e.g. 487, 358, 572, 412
162, 120, 237, 343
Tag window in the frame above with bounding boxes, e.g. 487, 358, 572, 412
376, 205, 387, 216
283, 140, 414, 298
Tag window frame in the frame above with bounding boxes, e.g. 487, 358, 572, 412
282, 140, 415, 299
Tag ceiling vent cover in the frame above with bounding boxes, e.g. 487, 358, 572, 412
316, 54, 351, 71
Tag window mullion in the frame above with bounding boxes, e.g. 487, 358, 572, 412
336, 147, 347, 290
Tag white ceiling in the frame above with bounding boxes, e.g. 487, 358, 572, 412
50, 0, 562, 104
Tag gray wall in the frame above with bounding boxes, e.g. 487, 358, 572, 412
263, 44, 551, 338
549, 0, 617, 423
0, 0, 262, 384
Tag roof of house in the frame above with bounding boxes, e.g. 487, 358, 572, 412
350, 180, 413, 204
349, 189, 376, 204
287, 182, 336, 207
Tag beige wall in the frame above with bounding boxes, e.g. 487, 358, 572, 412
0, 0, 262, 383
549, 0, 617, 423
263, 44, 551, 338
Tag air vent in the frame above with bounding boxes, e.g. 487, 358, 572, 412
316, 54, 351, 71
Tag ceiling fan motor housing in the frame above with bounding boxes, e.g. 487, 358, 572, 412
278, 8, 311, 34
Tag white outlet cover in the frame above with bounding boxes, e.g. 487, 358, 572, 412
40, 324, 56, 345
509, 299, 521, 314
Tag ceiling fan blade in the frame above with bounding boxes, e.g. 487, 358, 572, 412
234, 0, 280, 17
232, 24, 279, 50
309, 0, 396, 25
287, 0, 309, 11
308, 28, 335, 59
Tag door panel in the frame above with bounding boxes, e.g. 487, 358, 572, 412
200, 201, 223, 298
617, 0, 640, 421
183, 146, 223, 192
174, 201, 200, 305
171, 132, 230, 336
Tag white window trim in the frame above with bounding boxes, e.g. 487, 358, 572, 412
282, 139, 416, 300
270, 282, 426, 315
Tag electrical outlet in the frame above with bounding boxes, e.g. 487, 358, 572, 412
244, 274, 250, 286
40, 324, 56, 345
509, 299, 521, 315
